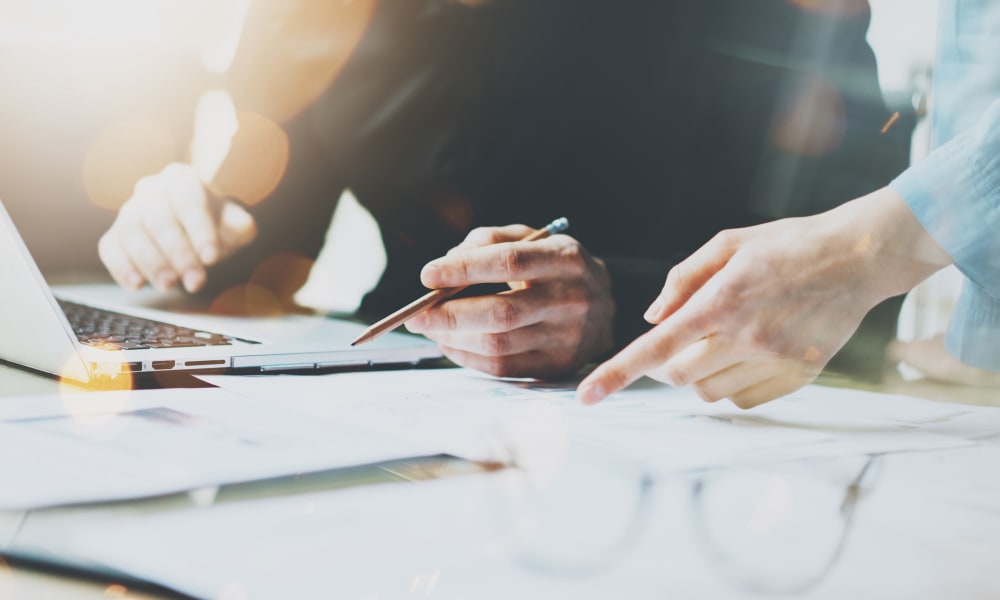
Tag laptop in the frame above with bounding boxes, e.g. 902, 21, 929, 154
0, 198, 442, 384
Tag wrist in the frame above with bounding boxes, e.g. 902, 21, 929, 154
828, 187, 952, 302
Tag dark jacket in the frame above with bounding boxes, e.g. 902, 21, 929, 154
210, 0, 911, 378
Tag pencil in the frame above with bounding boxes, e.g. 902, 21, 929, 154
351, 217, 569, 346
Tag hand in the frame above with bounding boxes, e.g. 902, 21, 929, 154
578, 187, 953, 408
404, 225, 616, 379
98, 163, 258, 293
889, 335, 1000, 387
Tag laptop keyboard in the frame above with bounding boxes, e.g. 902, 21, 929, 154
59, 300, 235, 351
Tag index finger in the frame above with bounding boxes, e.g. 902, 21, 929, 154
577, 309, 712, 405
422, 236, 580, 288
447, 225, 535, 255
165, 164, 220, 265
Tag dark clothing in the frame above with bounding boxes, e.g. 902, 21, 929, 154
210, 0, 910, 378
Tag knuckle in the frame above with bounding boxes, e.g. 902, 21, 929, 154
482, 333, 511, 357
745, 322, 777, 352
496, 246, 524, 279
138, 201, 168, 231
120, 227, 146, 252
666, 263, 688, 289
664, 363, 693, 387
97, 232, 115, 258
696, 289, 733, 328
117, 198, 141, 222
163, 162, 189, 178
728, 394, 756, 410
712, 228, 740, 249
132, 176, 157, 199
446, 257, 471, 284
665, 264, 680, 282
646, 332, 678, 360
563, 286, 591, 312
154, 227, 184, 251
555, 238, 586, 272
467, 227, 503, 246
439, 307, 459, 332
490, 298, 519, 330
597, 366, 629, 394
482, 357, 514, 378
692, 382, 724, 403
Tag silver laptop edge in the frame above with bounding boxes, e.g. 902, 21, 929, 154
0, 198, 441, 383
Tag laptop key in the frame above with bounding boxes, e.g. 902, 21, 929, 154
58, 300, 243, 350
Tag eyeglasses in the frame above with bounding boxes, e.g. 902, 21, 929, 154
486, 451, 878, 594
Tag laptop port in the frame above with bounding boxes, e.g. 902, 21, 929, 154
184, 359, 227, 367
121, 362, 143, 373
151, 360, 176, 371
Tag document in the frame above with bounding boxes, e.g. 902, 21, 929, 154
53, 473, 706, 600
10, 370, 999, 599
0, 387, 436, 509
201, 370, 979, 475
200, 370, 577, 461
49, 452, 1000, 600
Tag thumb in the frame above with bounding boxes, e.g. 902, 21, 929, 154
645, 230, 743, 324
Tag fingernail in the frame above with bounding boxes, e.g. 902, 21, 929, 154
200, 246, 218, 265
578, 381, 608, 406
183, 270, 204, 293
644, 299, 665, 322
126, 273, 144, 290
421, 263, 443, 286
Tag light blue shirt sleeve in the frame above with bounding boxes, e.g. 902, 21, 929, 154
889, 0, 1000, 370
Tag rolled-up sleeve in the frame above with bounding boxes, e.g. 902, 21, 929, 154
890, 96, 1000, 370
888, 0, 1000, 369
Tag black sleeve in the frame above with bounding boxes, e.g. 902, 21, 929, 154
602, 257, 672, 353
200, 115, 346, 309
597, 1, 912, 379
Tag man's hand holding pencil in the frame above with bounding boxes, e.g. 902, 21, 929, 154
402, 222, 616, 379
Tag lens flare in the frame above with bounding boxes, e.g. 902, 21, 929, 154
770, 77, 846, 157
210, 284, 283, 318
57, 365, 134, 439
191, 90, 240, 186
785, 0, 869, 16
58, 356, 134, 394
205, 112, 290, 207
249, 253, 316, 311
83, 120, 176, 211
225, 0, 376, 122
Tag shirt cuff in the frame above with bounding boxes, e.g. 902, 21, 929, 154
944, 280, 1000, 372
890, 101, 1000, 296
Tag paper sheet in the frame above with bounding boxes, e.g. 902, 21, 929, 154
0, 388, 434, 509
51, 456, 1000, 600
201, 370, 982, 476
200, 370, 579, 461
5, 368, 994, 598
52, 473, 718, 600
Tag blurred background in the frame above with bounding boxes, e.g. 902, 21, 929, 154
0, 0, 949, 332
